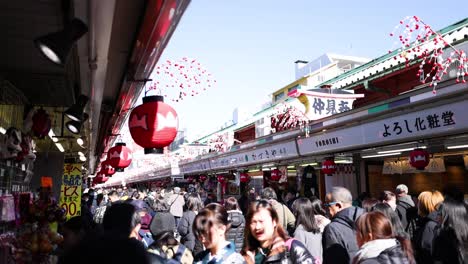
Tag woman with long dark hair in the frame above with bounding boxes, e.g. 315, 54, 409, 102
178, 193, 204, 256
192, 203, 244, 264
310, 196, 330, 233
372, 203, 409, 239
433, 198, 468, 264
353, 211, 414, 264
241, 200, 316, 264
292, 198, 323, 261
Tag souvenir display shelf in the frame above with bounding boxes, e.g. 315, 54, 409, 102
0, 159, 32, 263
0, 159, 31, 196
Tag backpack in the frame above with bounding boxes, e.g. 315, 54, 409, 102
148, 243, 194, 264
284, 238, 321, 264
93, 205, 107, 224
397, 200, 418, 239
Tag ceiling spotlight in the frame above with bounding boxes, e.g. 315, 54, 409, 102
55, 143, 65, 152
65, 95, 89, 122
77, 137, 84, 146
66, 113, 89, 134
78, 151, 85, 157
66, 120, 81, 134
79, 155, 87, 162
34, 18, 88, 66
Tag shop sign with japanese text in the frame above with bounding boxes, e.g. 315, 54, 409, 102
59, 163, 82, 219
288, 89, 364, 120
210, 140, 298, 169
180, 160, 211, 174
299, 100, 468, 155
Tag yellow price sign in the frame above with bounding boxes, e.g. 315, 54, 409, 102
60, 163, 82, 219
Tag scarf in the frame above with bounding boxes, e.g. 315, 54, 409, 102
354, 238, 397, 263
199, 241, 236, 264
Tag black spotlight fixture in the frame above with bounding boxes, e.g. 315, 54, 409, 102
66, 113, 89, 134
34, 18, 88, 66
65, 95, 89, 122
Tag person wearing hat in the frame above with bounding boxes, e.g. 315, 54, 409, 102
130, 199, 154, 248
147, 207, 193, 263
168, 187, 185, 228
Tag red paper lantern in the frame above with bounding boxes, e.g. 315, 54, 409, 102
107, 143, 132, 172
322, 159, 337, 176
32, 109, 51, 139
100, 160, 115, 176
187, 176, 194, 183
199, 175, 207, 182
409, 148, 430, 170
217, 175, 225, 183
270, 169, 282, 181
129, 95, 178, 154
93, 175, 108, 184
240, 173, 250, 183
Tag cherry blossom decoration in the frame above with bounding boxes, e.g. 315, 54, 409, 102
271, 103, 309, 136
208, 131, 234, 153
149, 57, 216, 102
389, 16, 468, 93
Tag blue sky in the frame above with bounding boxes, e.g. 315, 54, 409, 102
157, 0, 467, 140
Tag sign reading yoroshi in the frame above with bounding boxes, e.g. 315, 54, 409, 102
60, 163, 82, 220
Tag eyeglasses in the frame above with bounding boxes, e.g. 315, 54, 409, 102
324, 201, 339, 207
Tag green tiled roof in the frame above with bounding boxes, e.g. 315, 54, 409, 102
320, 17, 468, 89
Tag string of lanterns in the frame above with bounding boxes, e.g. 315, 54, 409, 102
389, 16, 468, 93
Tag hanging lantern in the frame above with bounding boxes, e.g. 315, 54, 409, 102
100, 160, 115, 176
322, 159, 337, 176
107, 143, 132, 172
187, 176, 194, 183
93, 174, 108, 184
32, 109, 52, 139
217, 175, 227, 196
129, 95, 178, 154
216, 175, 224, 183
270, 169, 282, 181
240, 173, 250, 183
199, 175, 207, 182
409, 148, 430, 170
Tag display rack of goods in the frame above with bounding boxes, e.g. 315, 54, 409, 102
8, 194, 65, 263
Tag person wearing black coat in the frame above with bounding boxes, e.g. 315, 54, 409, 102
357, 244, 411, 264
353, 212, 414, 264
226, 211, 245, 252
412, 191, 444, 264
322, 187, 364, 264
432, 198, 468, 264
225, 197, 246, 252
177, 193, 204, 256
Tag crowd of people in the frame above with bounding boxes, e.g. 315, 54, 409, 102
56, 183, 468, 264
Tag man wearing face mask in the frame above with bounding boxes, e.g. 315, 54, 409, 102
322, 186, 364, 264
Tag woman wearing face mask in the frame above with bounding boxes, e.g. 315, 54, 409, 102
192, 203, 245, 264
242, 200, 316, 264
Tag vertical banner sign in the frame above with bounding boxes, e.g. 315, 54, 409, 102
60, 163, 82, 219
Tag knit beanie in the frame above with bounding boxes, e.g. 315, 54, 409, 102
149, 211, 175, 237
